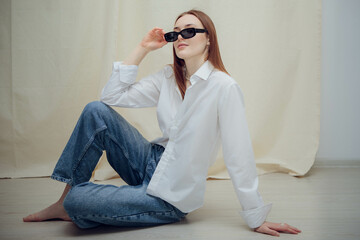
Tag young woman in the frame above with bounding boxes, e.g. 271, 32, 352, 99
24, 10, 301, 237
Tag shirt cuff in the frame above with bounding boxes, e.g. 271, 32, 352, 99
239, 203, 272, 229
112, 61, 138, 71
112, 61, 138, 84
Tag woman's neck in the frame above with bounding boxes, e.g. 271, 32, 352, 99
184, 57, 206, 77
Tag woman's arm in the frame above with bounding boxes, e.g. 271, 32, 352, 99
218, 83, 301, 236
123, 27, 167, 66
218, 83, 271, 226
100, 27, 169, 108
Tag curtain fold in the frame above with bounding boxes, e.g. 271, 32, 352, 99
0, 0, 321, 179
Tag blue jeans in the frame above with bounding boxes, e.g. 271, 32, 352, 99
51, 101, 186, 228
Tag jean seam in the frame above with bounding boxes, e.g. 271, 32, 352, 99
72, 125, 107, 173
71, 210, 177, 221
113, 210, 176, 219
106, 131, 147, 180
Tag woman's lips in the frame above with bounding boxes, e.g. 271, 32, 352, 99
177, 43, 188, 49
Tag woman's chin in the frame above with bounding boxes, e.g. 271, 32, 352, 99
175, 51, 189, 60
176, 55, 185, 60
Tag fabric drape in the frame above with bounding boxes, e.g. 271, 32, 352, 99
0, 0, 321, 179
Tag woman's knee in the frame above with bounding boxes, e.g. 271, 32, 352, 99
83, 101, 109, 115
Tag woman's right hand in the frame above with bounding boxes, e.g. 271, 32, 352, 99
140, 27, 168, 52
123, 27, 167, 66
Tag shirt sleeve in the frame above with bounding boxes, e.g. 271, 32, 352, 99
100, 61, 166, 108
218, 83, 272, 229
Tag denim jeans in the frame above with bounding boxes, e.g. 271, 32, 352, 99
51, 101, 186, 228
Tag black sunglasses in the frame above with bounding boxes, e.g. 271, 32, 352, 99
164, 28, 208, 42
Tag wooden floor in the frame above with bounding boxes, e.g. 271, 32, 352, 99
0, 166, 359, 240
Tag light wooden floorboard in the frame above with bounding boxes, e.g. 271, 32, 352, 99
0, 167, 359, 240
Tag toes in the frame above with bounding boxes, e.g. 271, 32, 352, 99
23, 215, 31, 222
23, 214, 35, 222
23, 214, 41, 222
23, 212, 70, 222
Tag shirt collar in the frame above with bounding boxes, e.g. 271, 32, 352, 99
191, 60, 214, 83
175, 61, 215, 98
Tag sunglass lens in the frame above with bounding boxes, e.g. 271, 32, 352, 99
181, 28, 195, 39
164, 32, 178, 42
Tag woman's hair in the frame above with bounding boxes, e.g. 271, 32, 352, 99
172, 10, 229, 99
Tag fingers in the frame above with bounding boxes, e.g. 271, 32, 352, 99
283, 223, 301, 233
288, 225, 302, 234
287, 224, 301, 233
256, 225, 280, 237
255, 221, 301, 237
153, 28, 166, 40
152, 27, 165, 35
147, 27, 162, 37
149, 27, 168, 44
286, 224, 301, 234
145, 27, 167, 47
282, 226, 299, 234
272, 223, 302, 234
265, 227, 280, 237
268, 229, 280, 237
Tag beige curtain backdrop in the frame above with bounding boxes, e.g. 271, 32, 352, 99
0, 0, 321, 180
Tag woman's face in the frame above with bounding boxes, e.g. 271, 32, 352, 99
173, 14, 209, 62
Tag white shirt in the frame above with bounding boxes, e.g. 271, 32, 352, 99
100, 60, 272, 228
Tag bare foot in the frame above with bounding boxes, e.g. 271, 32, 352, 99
23, 201, 71, 222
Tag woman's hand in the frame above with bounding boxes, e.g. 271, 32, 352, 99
140, 27, 168, 52
123, 27, 167, 66
254, 221, 301, 237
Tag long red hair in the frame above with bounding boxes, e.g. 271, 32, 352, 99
172, 10, 229, 99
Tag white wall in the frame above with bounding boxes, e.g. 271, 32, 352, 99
316, 0, 360, 163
